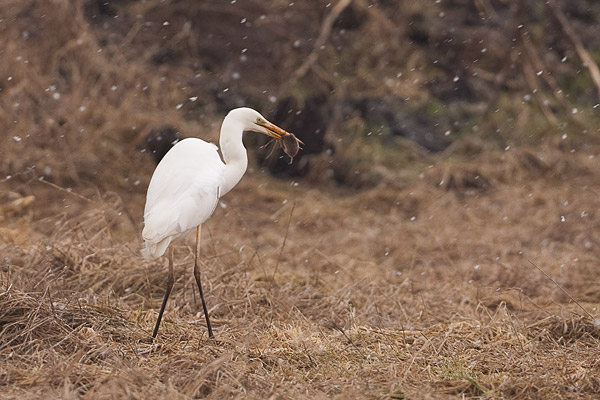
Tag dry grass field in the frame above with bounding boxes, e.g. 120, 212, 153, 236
2, 1, 600, 399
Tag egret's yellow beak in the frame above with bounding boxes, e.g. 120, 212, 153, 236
255, 119, 290, 140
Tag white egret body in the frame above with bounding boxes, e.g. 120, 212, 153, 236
142, 138, 225, 259
141, 107, 295, 339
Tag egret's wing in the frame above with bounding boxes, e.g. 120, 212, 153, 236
142, 138, 225, 255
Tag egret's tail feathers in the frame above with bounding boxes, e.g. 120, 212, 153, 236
141, 237, 171, 259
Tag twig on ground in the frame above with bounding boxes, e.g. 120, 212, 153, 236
527, 259, 594, 320
272, 201, 295, 282
37, 177, 95, 203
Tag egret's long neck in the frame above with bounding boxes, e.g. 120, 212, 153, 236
219, 116, 248, 196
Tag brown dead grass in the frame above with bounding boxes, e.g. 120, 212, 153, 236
3, 141, 600, 399
2, 0, 600, 399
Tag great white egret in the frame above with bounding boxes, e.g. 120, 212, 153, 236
141, 107, 300, 339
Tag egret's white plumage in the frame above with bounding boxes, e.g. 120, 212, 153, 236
140, 107, 295, 339
141, 107, 274, 259
141, 138, 224, 258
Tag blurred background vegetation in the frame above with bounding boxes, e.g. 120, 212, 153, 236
1, 0, 600, 195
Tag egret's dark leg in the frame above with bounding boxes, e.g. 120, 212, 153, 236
194, 225, 214, 338
152, 246, 174, 339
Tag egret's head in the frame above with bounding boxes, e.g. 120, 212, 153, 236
254, 115, 289, 140
227, 107, 289, 140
